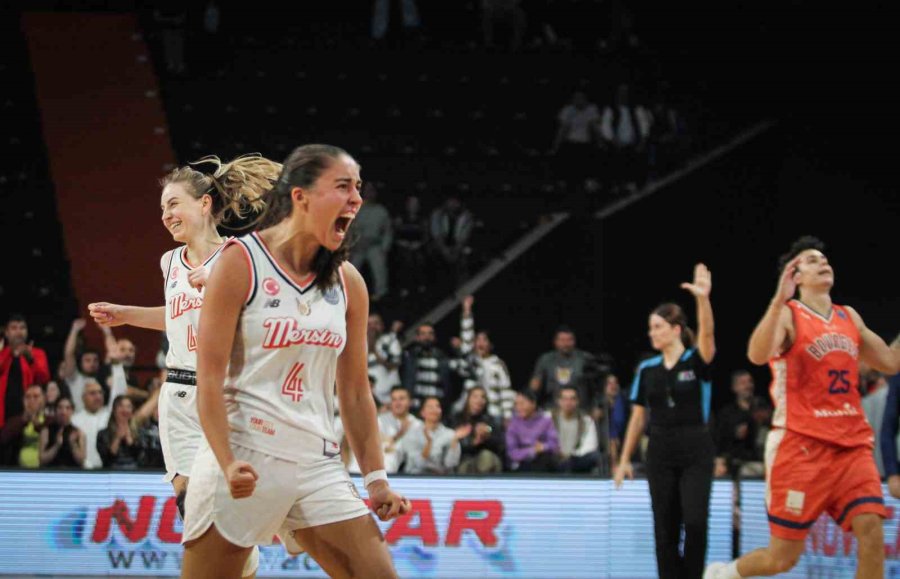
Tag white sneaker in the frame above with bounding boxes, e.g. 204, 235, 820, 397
703, 562, 728, 579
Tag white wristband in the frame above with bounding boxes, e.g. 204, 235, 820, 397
364, 469, 388, 489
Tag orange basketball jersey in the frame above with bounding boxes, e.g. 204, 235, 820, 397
768, 300, 873, 448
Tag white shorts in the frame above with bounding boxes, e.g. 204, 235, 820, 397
182, 439, 370, 548
158, 382, 203, 483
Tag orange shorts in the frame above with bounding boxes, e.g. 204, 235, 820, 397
765, 429, 886, 541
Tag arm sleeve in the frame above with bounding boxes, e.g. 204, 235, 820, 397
694, 349, 713, 381
576, 416, 599, 456
460, 313, 475, 356
400, 428, 426, 474
107, 364, 128, 405
29, 348, 51, 385
443, 432, 461, 469
629, 368, 646, 406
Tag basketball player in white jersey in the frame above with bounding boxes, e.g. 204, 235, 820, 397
181, 144, 410, 579
88, 154, 280, 578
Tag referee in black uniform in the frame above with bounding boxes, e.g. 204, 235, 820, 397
615, 263, 716, 579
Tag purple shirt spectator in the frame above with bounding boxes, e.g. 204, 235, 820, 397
506, 391, 559, 471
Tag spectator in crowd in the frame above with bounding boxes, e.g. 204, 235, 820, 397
350, 183, 393, 302
393, 195, 429, 297
367, 314, 403, 407
96, 395, 143, 470
646, 91, 686, 178
40, 395, 85, 468
430, 195, 474, 288
599, 83, 651, 192
750, 395, 772, 456
552, 386, 600, 473
862, 367, 889, 476
43, 380, 68, 421
1, 314, 51, 433
604, 374, 628, 465
0, 384, 46, 467
552, 91, 601, 180
506, 390, 559, 472
482, 0, 526, 52
451, 296, 515, 423
530, 326, 596, 409
61, 319, 104, 412
714, 370, 765, 478
448, 334, 477, 412
72, 372, 126, 470
102, 329, 146, 403
371, 0, 421, 44
401, 323, 453, 411
453, 386, 504, 473
401, 397, 463, 474
379, 386, 421, 473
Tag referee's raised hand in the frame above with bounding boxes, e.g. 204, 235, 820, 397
680, 263, 711, 298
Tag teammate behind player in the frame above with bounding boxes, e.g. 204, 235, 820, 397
705, 236, 900, 579
88, 154, 281, 577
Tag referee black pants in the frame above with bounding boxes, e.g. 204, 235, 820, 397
646, 425, 715, 579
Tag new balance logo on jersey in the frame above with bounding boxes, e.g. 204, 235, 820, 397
805, 332, 859, 360
264, 299, 281, 308
169, 292, 203, 319
262, 318, 344, 350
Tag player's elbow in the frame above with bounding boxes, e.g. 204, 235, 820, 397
746, 348, 768, 366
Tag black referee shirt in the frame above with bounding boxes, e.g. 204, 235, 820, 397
630, 348, 712, 428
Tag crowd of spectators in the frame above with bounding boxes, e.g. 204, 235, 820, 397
1, 316, 163, 470
5, 304, 893, 478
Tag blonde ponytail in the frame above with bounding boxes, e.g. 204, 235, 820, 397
161, 153, 282, 227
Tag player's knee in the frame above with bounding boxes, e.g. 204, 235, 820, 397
767, 543, 803, 574
769, 553, 800, 574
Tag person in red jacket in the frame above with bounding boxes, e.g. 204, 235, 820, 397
1, 314, 51, 434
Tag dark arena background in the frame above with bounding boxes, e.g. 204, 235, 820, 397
1, 1, 898, 577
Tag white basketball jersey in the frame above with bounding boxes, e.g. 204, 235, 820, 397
225, 232, 348, 462
163, 243, 227, 372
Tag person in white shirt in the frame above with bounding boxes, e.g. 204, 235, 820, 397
367, 314, 402, 406
60, 319, 103, 413
71, 369, 126, 470
401, 397, 465, 474
552, 386, 599, 473
553, 91, 601, 152
452, 296, 515, 422
379, 386, 421, 473
599, 83, 652, 192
